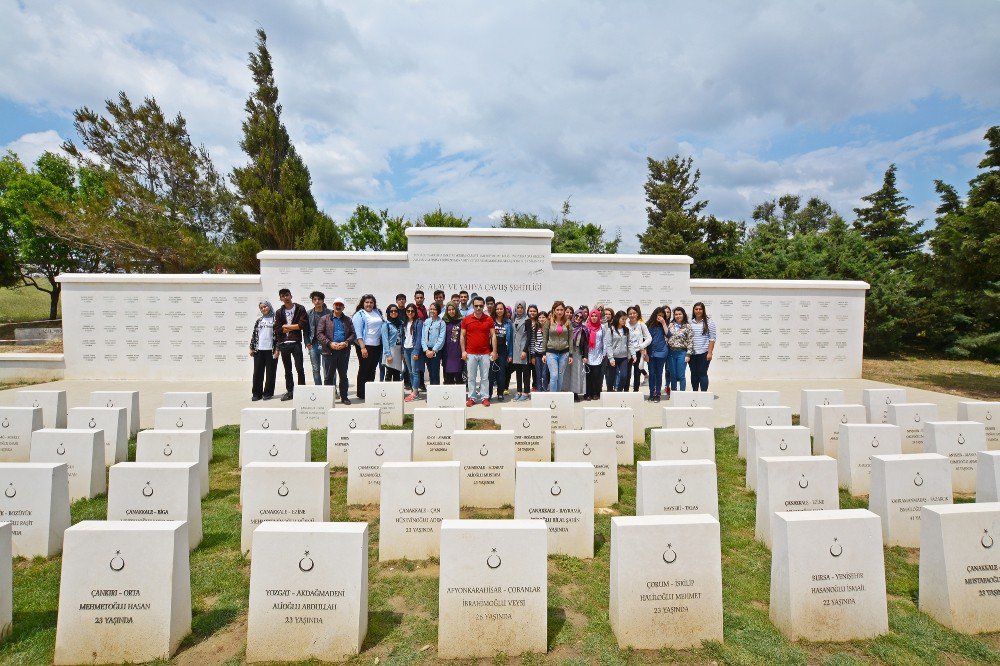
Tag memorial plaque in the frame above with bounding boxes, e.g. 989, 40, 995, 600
863, 387, 907, 424
107, 462, 202, 549
813, 404, 867, 458
530, 392, 575, 430
293, 386, 336, 430
154, 406, 214, 434
919, 503, 1000, 633
770, 509, 888, 641
553, 430, 618, 508
582, 407, 634, 465
346, 430, 412, 505
326, 408, 380, 467
636, 460, 718, 518
514, 462, 594, 558
437, 519, 547, 659
668, 390, 715, 408
662, 406, 714, 432
240, 463, 331, 555
609, 515, 723, 649
452, 430, 516, 509
241, 407, 297, 434
800, 388, 845, 431
0, 462, 70, 557
16, 390, 67, 428
53, 521, 191, 664
869, 453, 952, 547
836, 424, 901, 495
978, 451, 1000, 502
0, 522, 9, 640
957, 401, 1000, 450
601, 391, 645, 444
29, 428, 105, 501
135, 430, 210, 498
240, 430, 311, 468
500, 408, 552, 462
746, 426, 811, 490
161, 391, 212, 408
756, 455, 838, 548
412, 408, 466, 461
426, 384, 467, 411
89, 390, 140, 437
246, 522, 368, 662
650, 428, 715, 462
738, 405, 793, 458
379, 462, 460, 561
888, 402, 940, 454
364, 381, 404, 426
0, 407, 43, 462
735, 390, 782, 435
68, 406, 128, 466
924, 420, 987, 494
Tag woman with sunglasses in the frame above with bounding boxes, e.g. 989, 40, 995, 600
381, 303, 404, 382
402, 303, 424, 402
351, 294, 383, 400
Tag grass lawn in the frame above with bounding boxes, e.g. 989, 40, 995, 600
1, 419, 998, 665
864, 355, 999, 402
0, 281, 59, 325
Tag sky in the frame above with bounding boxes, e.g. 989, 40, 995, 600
2, 1, 998, 251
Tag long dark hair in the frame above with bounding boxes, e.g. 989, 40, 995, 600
692, 301, 709, 334
672, 307, 688, 325
354, 293, 376, 314
645, 306, 666, 329
612, 310, 628, 338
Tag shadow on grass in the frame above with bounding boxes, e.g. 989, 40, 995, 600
189, 605, 241, 641
362, 609, 404, 650
547, 605, 567, 648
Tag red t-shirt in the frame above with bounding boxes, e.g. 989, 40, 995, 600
461, 313, 495, 355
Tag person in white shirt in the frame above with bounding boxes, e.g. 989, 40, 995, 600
626, 305, 652, 393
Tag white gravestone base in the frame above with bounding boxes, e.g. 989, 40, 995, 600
515, 462, 594, 558
326, 408, 380, 467
738, 405, 793, 459
0, 407, 44, 462
800, 388, 844, 431
426, 384, 467, 411
89, 390, 140, 437
240, 463, 331, 555
378, 462, 461, 561
869, 453, 952, 547
746, 426, 811, 490
346, 430, 413, 505
669, 390, 716, 408
957, 401, 1000, 450
863, 388, 907, 424
68, 406, 127, 466
553, 430, 618, 507
636, 460, 718, 518
0, 523, 9, 640
888, 403, 939, 454
412, 408, 466, 461
500, 408, 552, 462
240, 407, 297, 434
663, 406, 714, 432
154, 406, 213, 434
977, 451, 1000, 502
162, 391, 212, 408
756, 455, 839, 549
453, 430, 516, 508
735, 390, 782, 436
365, 381, 404, 426
135, 430, 210, 498
924, 421, 987, 494
813, 404, 867, 458
601, 391, 645, 444
582, 407, 634, 465
838, 424, 903, 495
650, 428, 715, 462
292, 386, 336, 430
16, 390, 66, 429
30, 429, 105, 501
531, 392, 575, 430
240, 430, 311, 468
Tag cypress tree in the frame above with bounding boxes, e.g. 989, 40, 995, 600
852, 164, 925, 264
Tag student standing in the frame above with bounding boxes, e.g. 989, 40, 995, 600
689, 302, 717, 391
421, 302, 446, 386
273, 288, 309, 401
626, 305, 651, 393
315, 296, 356, 404
645, 307, 671, 402
403, 303, 424, 402
584, 308, 606, 400
458, 290, 472, 317
432, 290, 446, 318
605, 311, 630, 391
489, 301, 513, 402
565, 306, 589, 400
461, 296, 497, 406
249, 300, 279, 401
531, 309, 548, 392
305, 291, 331, 386
413, 290, 428, 320
510, 301, 532, 401
667, 307, 694, 392
601, 307, 616, 392
381, 304, 404, 382
543, 302, 572, 392
351, 294, 384, 400
441, 303, 464, 385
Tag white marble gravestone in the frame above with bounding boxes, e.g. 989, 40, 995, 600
978, 451, 1000, 502
0, 522, 9, 640
16, 389, 66, 428
770, 509, 888, 641
863, 387, 907, 424
609, 515, 723, 649
437, 519, 547, 659
531, 392, 575, 430
452, 430, 516, 508
240, 462, 331, 555
745, 426, 811, 491
346, 430, 412, 505
662, 406, 714, 432
292, 386, 336, 430
738, 405, 793, 458
426, 384, 467, 411
582, 407, 634, 465
814, 404, 868, 458
89, 390, 140, 437
240, 407, 297, 434
326, 408, 380, 467
240, 430, 311, 468
669, 390, 716, 408
888, 402, 939, 453
636, 460, 718, 518
135, 430, 210, 498
650, 428, 715, 462
412, 408, 466, 461
53, 521, 191, 664
514, 462, 594, 558
364, 381, 404, 426
0, 462, 69, 557
869, 453, 952, 547
68, 406, 127, 466
0, 407, 43, 462
735, 390, 782, 436
500, 408, 552, 462
756, 455, 838, 548
30, 428, 105, 501
553, 430, 618, 507
246, 522, 368, 662
924, 420, 987, 494
107, 462, 202, 548
601, 391, 645, 444
378, 461, 460, 561
958, 401, 1000, 451
800, 388, 844, 431
154, 406, 214, 434
162, 391, 212, 408
838, 423, 903, 495
919, 503, 1000, 633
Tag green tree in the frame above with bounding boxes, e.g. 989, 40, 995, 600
340, 205, 410, 251
494, 199, 620, 254
418, 207, 470, 227
852, 164, 926, 264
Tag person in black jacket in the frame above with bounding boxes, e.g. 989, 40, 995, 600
316, 296, 357, 404
273, 288, 309, 400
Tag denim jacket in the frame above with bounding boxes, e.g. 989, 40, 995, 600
421, 317, 446, 353
401, 319, 423, 351
381, 320, 403, 349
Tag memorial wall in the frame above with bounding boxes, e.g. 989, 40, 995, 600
57, 228, 867, 380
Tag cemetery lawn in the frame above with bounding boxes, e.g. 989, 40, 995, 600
0, 421, 997, 665
864, 355, 999, 401
0, 281, 58, 324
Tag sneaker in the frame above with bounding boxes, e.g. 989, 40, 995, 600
340, 398, 352, 405
251, 396, 262, 402
404, 393, 417, 403
466, 398, 475, 407
280, 392, 293, 401
665, 386, 671, 399
482, 398, 491, 407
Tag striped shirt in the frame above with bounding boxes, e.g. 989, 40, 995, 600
690, 318, 717, 355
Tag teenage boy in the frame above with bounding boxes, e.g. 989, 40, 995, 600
316, 296, 356, 404
414, 290, 428, 320
461, 295, 498, 406
458, 290, 472, 317
305, 291, 331, 386
433, 290, 446, 315
273, 288, 309, 400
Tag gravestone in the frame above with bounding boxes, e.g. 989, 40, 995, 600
800, 388, 844, 431
452, 430, 516, 508
292, 385, 336, 430
162, 391, 212, 408
756, 455, 838, 548
553, 430, 618, 507
514, 462, 594, 558
412, 407, 466, 461
68, 406, 128, 466
16, 389, 66, 428
957, 401, 1000, 450
0, 523, 9, 640
770, 509, 888, 641
735, 390, 782, 436
437, 519, 547, 659
838, 424, 902, 495
378, 461, 460, 561
650, 428, 715, 462
668, 390, 715, 408
107, 462, 202, 549
869, 453, 952, 547
499, 408, 552, 462
326, 408, 380, 467
240, 462, 331, 555
0, 462, 70, 557
582, 407, 634, 465
89, 390, 140, 437
154, 406, 214, 434
0, 406, 43, 462
863, 387, 907, 424
636, 460, 718, 518
30, 428, 105, 501
738, 405, 793, 459
426, 384, 467, 411
240, 430, 311, 468
346, 430, 412, 505
241, 407, 297, 434
601, 391, 645, 444
919, 503, 1000, 633
978, 451, 1000, 502
888, 403, 940, 454
135, 430, 210, 498
745, 425, 811, 490
609, 515, 723, 649
364, 381, 404, 426
924, 420, 986, 494
246, 522, 368, 662
814, 404, 868, 458
530, 392, 575, 430
662, 406, 714, 431
53, 521, 191, 664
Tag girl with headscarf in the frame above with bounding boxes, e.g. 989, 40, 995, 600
441, 303, 465, 385
249, 300, 280, 401
510, 300, 532, 401
564, 305, 590, 401
584, 308, 606, 400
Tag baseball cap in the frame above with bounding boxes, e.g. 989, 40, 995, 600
332, 296, 346, 306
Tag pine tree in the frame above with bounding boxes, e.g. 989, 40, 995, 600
638, 155, 709, 255
852, 164, 925, 264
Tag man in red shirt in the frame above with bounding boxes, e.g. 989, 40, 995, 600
460, 296, 498, 406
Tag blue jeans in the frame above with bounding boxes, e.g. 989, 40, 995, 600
689, 352, 711, 391
533, 355, 548, 391
466, 354, 490, 401
647, 353, 666, 397
489, 355, 509, 398
545, 351, 568, 392
308, 342, 324, 385
611, 357, 629, 390
668, 349, 687, 391
404, 347, 425, 391
424, 353, 441, 385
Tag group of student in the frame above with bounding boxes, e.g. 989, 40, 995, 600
249, 288, 717, 406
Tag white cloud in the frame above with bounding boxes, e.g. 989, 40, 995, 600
3, 130, 65, 167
